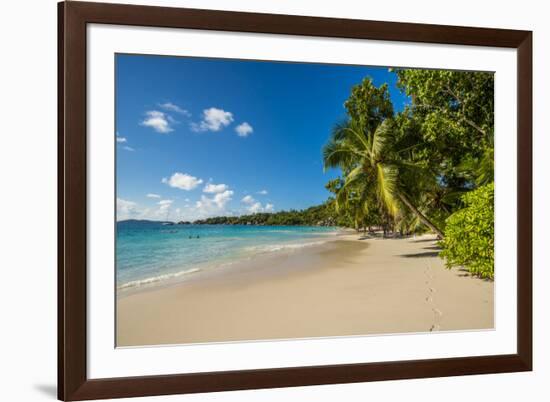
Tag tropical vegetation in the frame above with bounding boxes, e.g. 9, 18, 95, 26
439, 183, 494, 279
192, 202, 347, 226
322, 69, 494, 278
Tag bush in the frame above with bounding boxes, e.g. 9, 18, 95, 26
440, 183, 494, 279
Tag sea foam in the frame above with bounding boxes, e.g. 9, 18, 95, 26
117, 268, 201, 290
244, 240, 329, 253
117, 222, 339, 291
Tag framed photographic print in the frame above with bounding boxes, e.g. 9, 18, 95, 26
58, 1, 532, 400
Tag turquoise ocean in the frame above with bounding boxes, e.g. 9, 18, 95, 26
116, 220, 340, 291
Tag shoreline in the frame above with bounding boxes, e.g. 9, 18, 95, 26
117, 234, 494, 347
116, 227, 354, 296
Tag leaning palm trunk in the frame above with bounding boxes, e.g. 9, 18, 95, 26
397, 192, 444, 239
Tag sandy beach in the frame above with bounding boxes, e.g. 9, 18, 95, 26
116, 234, 494, 347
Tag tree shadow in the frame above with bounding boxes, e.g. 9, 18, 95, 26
454, 267, 493, 282
456, 267, 472, 277
34, 384, 57, 399
399, 251, 440, 258
410, 238, 436, 243
423, 246, 442, 251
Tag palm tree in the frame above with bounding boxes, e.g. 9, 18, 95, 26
458, 145, 494, 187
323, 118, 444, 239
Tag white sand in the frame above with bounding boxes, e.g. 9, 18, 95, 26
117, 234, 493, 346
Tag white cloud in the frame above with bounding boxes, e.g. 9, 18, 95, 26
159, 102, 190, 117
116, 134, 134, 150
235, 122, 253, 137
212, 190, 233, 208
162, 172, 203, 190
247, 202, 274, 214
241, 195, 274, 213
118, 190, 271, 222
141, 110, 173, 133
117, 197, 137, 212
257, 189, 268, 195
158, 199, 174, 206
196, 190, 234, 212
117, 197, 181, 222
203, 183, 229, 193
117, 198, 139, 220
247, 202, 263, 214
157, 199, 174, 214
191, 107, 233, 132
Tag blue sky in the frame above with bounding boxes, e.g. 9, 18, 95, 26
115, 54, 410, 222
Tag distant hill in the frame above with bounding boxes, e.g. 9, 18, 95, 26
116, 219, 173, 225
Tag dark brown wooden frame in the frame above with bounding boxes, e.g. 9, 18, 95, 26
58, 1, 532, 400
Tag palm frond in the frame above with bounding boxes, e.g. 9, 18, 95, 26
371, 119, 395, 160
334, 165, 366, 211
455, 146, 494, 187
475, 146, 494, 186
322, 140, 362, 171
376, 163, 400, 217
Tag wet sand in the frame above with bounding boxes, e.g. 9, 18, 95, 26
116, 234, 494, 347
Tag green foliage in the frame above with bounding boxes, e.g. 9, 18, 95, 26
323, 77, 446, 237
394, 69, 494, 190
322, 68, 495, 241
193, 202, 349, 227
344, 77, 394, 135
440, 183, 494, 279
458, 146, 494, 187
323, 99, 402, 221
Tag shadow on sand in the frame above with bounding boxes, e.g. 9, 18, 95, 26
399, 251, 440, 258
357, 233, 413, 241
410, 238, 437, 243
423, 245, 442, 251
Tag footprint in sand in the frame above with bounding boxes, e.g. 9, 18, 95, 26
425, 287, 434, 302
430, 309, 443, 332
424, 265, 443, 331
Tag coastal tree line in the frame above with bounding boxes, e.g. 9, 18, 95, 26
322, 69, 494, 278
191, 203, 347, 226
